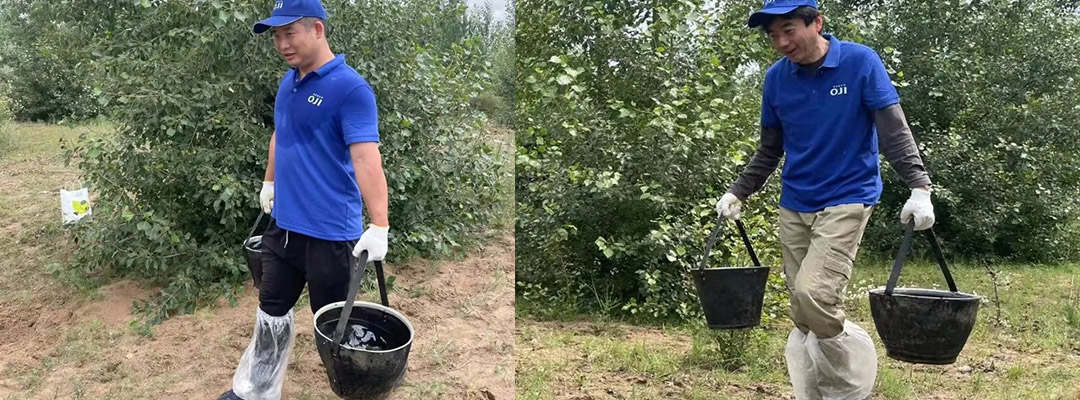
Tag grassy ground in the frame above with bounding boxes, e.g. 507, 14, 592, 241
517, 255, 1080, 399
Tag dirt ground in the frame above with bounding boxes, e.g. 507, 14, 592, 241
0, 123, 515, 399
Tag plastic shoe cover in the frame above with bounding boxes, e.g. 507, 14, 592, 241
785, 328, 823, 400
806, 320, 877, 400
231, 308, 296, 400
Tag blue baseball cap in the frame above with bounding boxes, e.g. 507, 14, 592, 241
747, 0, 818, 28
252, 0, 328, 34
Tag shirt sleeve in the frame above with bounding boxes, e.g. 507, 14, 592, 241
874, 104, 932, 188
341, 84, 379, 144
862, 49, 901, 111
728, 125, 784, 200
761, 73, 781, 128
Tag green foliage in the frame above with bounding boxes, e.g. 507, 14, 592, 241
0, 0, 103, 122
38, 0, 508, 326
470, 91, 510, 122
0, 44, 14, 153
486, 0, 515, 126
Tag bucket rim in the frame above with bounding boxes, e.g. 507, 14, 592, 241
867, 286, 981, 300
313, 300, 415, 353
695, 266, 770, 272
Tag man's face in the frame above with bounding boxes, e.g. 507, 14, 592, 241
765, 16, 823, 65
271, 21, 319, 67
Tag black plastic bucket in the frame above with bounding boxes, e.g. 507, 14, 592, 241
313, 252, 414, 399
868, 224, 980, 365
243, 235, 263, 290
692, 217, 771, 330
242, 211, 269, 289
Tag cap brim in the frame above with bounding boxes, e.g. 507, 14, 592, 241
747, 6, 800, 28
252, 15, 304, 34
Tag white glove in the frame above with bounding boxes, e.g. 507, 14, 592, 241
715, 193, 742, 220
900, 187, 934, 231
259, 181, 274, 214
352, 224, 389, 261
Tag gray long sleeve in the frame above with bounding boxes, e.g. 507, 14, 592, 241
874, 104, 932, 189
728, 125, 783, 200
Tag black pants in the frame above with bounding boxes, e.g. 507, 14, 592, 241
258, 219, 356, 317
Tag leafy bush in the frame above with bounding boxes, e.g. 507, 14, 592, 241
0, 70, 13, 155
0, 0, 103, 122
489, 0, 515, 126
34, 0, 509, 326
0, 21, 15, 154
470, 91, 510, 122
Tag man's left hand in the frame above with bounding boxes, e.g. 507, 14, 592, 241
352, 224, 389, 261
900, 188, 934, 230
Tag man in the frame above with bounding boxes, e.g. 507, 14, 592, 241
218, 0, 390, 399
715, 1, 935, 398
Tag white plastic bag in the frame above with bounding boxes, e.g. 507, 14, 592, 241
807, 320, 877, 400
232, 308, 296, 400
786, 320, 877, 400
60, 188, 92, 224
786, 327, 823, 400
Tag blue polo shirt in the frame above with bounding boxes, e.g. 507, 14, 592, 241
762, 34, 899, 213
271, 54, 379, 241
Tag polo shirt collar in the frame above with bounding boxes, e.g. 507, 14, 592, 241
789, 34, 842, 73
292, 53, 347, 80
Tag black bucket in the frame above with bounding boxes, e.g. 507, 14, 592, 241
243, 235, 263, 290
692, 217, 771, 330
242, 211, 268, 289
868, 224, 980, 365
313, 252, 414, 399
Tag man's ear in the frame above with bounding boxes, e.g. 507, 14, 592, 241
815, 15, 824, 34
315, 20, 326, 39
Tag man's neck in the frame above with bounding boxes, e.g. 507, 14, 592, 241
798, 35, 830, 70
298, 47, 335, 80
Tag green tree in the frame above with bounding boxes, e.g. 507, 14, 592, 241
0, 0, 105, 122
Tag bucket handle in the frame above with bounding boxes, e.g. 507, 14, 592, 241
884, 222, 958, 296
697, 216, 761, 271
243, 210, 267, 252
331, 250, 390, 347
242, 210, 271, 288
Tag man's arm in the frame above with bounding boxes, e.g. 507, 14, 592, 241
874, 104, 932, 190
728, 125, 784, 199
349, 142, 389, 227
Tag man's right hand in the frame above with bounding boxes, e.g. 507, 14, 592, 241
260, 181, 274, 214
716, 192, 742, 220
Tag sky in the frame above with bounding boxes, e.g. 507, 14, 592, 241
466, 0, 509, 22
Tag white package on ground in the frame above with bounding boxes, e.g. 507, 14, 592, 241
786, 320, 877, 400
60, 188, 92, 224
232, 308, 296, 400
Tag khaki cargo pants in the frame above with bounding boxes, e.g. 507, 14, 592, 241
780, 203, 873, 339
